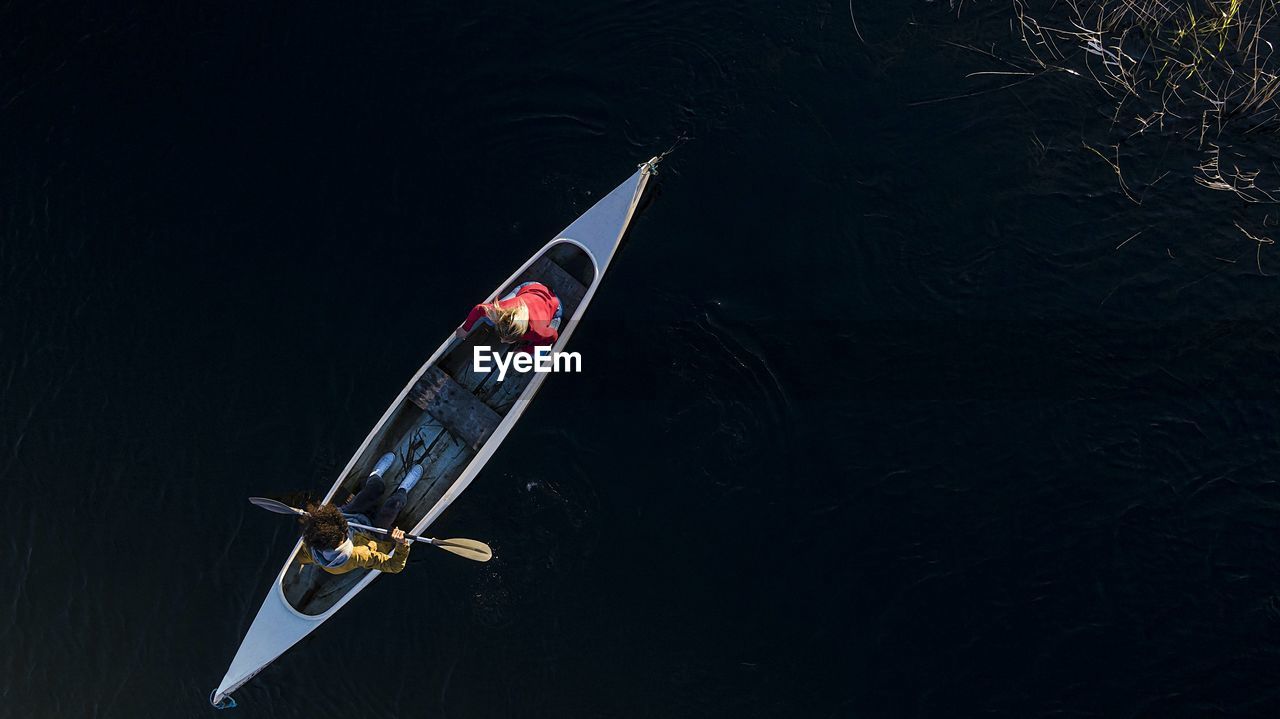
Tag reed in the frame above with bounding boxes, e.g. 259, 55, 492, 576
964, 0, 1280, 259
1007, 0, 1280, 132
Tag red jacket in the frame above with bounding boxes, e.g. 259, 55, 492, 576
462, 282, 560, 353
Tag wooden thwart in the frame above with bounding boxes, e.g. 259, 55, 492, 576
407, 367, 501, 451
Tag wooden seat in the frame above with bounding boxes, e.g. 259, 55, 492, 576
407, 367, 501, 451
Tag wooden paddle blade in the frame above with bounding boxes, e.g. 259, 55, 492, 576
432, 538, 493, 562
249, 497, 308, 516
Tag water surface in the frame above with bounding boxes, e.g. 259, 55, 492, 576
4, 1, 1280, 717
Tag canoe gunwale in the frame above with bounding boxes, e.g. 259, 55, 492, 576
211, 160, 655, 708
272, 236, 607, 624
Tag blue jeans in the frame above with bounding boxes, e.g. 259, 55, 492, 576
340, 474, 405, 534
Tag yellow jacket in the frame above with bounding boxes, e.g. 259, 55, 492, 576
298, 532, 411, 574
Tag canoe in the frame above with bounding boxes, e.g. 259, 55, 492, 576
211, 157, 660, 708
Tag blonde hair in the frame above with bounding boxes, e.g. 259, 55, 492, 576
485, 301, 529, 343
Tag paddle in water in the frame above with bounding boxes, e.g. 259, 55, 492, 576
248, 496, 493, 562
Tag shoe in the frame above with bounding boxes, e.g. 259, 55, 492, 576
399, 464, 423, 494
371, 452, 395, 478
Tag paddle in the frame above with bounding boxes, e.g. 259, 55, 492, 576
248, 497, 493, 563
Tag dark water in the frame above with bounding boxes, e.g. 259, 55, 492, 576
5, 1, 1280, 717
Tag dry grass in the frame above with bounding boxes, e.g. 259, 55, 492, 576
1035, 1, 1278, 122
958, 0, 1280, 262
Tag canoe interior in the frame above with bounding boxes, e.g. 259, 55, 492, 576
282, 241, 596, 616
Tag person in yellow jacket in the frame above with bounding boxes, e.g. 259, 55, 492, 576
297, 452, 422, 575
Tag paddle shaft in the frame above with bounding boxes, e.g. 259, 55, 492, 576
347, 519, 446, 548
249, 497, 460, 548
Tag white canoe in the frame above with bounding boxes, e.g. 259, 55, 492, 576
211, 158, 659, 707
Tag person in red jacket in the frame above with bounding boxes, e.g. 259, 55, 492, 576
456, 281, 562, 354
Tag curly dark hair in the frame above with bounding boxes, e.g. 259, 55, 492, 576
301, 502, 348, 550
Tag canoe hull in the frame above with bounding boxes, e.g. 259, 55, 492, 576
211, 158, 657, 707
